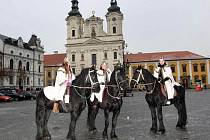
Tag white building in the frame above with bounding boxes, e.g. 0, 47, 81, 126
66, 0, 126, 74
0, 34, 44, 90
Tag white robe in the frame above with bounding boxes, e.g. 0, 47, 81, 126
154, 65, 180, 99
90, 69, 112, 102
44, 67, 75, 101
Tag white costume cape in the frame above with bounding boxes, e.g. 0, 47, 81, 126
90, 69, 112, 102
44, 67, 75, 101
154, 65, 180, 99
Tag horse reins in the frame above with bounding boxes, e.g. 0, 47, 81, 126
131, 69, 156, 94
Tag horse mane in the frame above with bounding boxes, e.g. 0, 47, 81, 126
73, 68, 90, 85
109, 66, 125, 84
137, 67, 156, 82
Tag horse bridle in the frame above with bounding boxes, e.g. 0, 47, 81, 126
131, 69, 156, 94
87, 69, 99, 87
115, 70, 127, 90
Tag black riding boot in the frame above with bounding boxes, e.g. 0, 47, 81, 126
58, 100, 68, 113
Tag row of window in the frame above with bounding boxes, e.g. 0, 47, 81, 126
10, 50, 41, 60
146, 63, 206, 74
9, 59, 41, 72
71, 26, 117, 37
71, 52, 118, 63
9, 76, 41, 85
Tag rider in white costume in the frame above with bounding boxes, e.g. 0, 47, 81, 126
44, 57, 75, 112
90, 62, 111, 102
153, 57, 180, 105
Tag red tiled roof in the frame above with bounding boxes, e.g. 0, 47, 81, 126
124, 51, 206, 63
44, 53, 66, 66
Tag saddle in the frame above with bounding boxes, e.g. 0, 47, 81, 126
160, 83, 177, 98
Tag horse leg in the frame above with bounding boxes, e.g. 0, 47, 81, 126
67, 103, 85, 140
103, 109, 110, 140
174, 99, 187, 129
157, 105, 165, 134
87, 105, 99, 132
110, 109, 120, 139
149, 105, 157, 133
43, 109, 51, 139
36, 98, 45, 140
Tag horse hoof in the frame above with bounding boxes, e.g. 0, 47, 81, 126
111, 136, 118, 140
43, 136, 51, 140
150, 128, 157, 134
158, 129, 165, 134
176, 125, 186, 130
36, 135, 43, 140
90, 129, 98, 134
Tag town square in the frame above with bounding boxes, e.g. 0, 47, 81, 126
0, 0, 210, 140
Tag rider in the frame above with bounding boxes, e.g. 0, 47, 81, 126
90, 61, 111, 102
153, 57, 180, 105
54, 57, 75, 112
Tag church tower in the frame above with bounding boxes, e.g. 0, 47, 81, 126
106, 0, 123, 36
66, 0, 84, 39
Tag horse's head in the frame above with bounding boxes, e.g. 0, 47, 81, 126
111, 64, 128, 91
130, 66, 145, 88
130, 66, 156, 90
76, 66, 100, 93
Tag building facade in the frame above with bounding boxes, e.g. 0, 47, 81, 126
125, 51, 210, 88
66, 0, 125, 74
44, 53, 66, 86
0, 34, 44, 90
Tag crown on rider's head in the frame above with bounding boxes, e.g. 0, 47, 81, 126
159, 57, 165, 62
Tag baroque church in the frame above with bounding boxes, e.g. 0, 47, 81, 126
66, 0, 125, 74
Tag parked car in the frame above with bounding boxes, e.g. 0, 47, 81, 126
19, 91, 36, 100
0, 89, 24, 101
0, 93, 12, 102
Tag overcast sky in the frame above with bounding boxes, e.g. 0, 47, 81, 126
0, 0, 210, 57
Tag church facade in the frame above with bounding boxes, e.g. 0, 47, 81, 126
66, 0, 125, 74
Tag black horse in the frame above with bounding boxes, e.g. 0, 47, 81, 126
87, 65, 128, 140
36, 67, 100, 140
130, 67, 187, 134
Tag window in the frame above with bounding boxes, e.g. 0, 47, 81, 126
27, 77, 30, 85
38, 55, 41, 60
27, 54, 30, 58
171, 65, 176, 73
202, 75, 206, 83
182, 64, 187, 72
48, 72, 51, 78
72, 68, 75, 74
19, 53, 22, 56
11, 50, 14, 54
201, 64, 206, 72
9, 76, 13, 84
92, 54, 96, 65
26, 62, 30, 71
72, 30, 75, 37
18, 61, 22, 70
113, 26, 116, 34
38, 66, 41, 73
72, 54, 75, 62
38, 78, 41, 85
81, 54, 84, 61
104, 52, 107, 60
114, 52, 117, 59
194, 75, 199, 83
148, 65, 154, 73
10, 59, 13, 69
193, 64, 198, 72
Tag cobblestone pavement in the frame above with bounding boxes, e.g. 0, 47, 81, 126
0, 89, 210, 140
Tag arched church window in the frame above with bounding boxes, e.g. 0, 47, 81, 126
113, 26, 116, 34
72, 30, 75, 37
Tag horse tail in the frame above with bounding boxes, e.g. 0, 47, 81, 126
179, 86, 187, 126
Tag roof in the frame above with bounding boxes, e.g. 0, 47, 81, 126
0, 34, 34, 50
124, 51, 207, 63
44, 53, 66, 66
